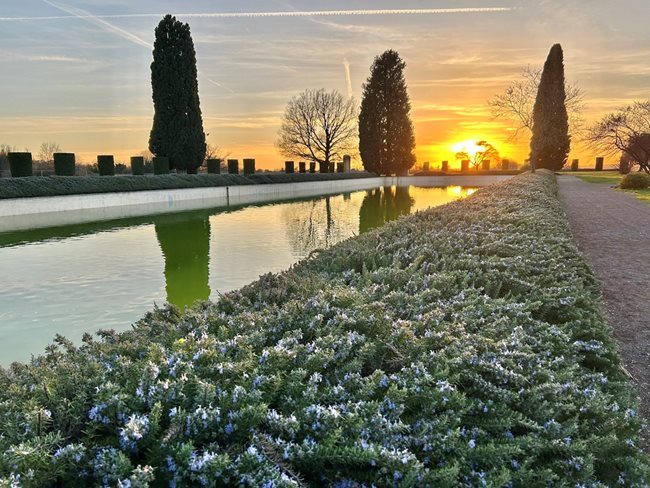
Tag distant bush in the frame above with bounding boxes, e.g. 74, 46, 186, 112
8, 152, 33, 178
620, 171, 650, 189
0, 172, 375, 199
0, 171, 647, 486
53, 153, 75, 176
97, 155, 115, 176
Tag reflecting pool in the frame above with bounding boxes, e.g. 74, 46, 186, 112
0, 185, 476, 364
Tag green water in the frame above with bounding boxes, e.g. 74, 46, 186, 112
0, 185, 475, 364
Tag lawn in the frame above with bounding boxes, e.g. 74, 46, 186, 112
1, 170, 648, 486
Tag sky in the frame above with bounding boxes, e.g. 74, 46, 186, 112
1, 0, 649, 169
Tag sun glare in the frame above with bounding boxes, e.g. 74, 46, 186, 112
451, 139, 488, 156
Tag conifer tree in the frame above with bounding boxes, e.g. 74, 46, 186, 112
359, 50, 416, 175
149, 15, 206, 173
530, 44, 570, 171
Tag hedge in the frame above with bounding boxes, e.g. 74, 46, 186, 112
97, 155, 115, 176
130, 157, 145, 176
620, 172, 650, 190
8, 152, 33, 178
0, 173, 376, 200
0, 171, 647, 486
53, 153, 76, 177
153, 157, 170, 175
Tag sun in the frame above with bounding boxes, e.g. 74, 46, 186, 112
451, 139, 487, 157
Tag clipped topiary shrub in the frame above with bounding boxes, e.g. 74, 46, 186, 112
206, 159, 221, 174
309, 162, 316, 173
299, 162, 306, 173
153, 156, 170, 175
243, 159, 255, 176
227, 159, 239, 174
620, 171, 650, 189
481, 159, 491, 171
8, 152, 33, 178
97, 155, 115, 176
595, 157, 604, 171
53, 153, 76, 176
285, 161, 294, 174
441, 161, 448, 172
336, 162, 344, 173
130, 156, 145, 176
571, 159, 579, 171
319, 161, 328, 173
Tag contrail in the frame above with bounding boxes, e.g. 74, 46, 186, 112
343, 59, 353, 99
40, 0, 233, 93
41, 0, 152, 48
1, 7, 516, 21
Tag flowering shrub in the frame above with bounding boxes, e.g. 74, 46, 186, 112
1, 170, 648, 486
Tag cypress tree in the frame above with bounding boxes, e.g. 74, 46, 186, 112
149, 15, 206, 174
359, 50, 416, 175
530, 44, 570, 171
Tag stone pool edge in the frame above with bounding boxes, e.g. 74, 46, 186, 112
0, 175, 514, 232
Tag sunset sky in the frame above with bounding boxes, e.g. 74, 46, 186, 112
1, 0, 649, 169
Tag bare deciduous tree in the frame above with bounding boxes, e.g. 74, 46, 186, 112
489, 66, 585, 140
276, 89, 357, 166
587, 101, 650, 173
455, 141, 501, 170
38, 141, 61, 163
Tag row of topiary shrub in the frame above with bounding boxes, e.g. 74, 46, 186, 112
0, 172, 376, 199
0, 170, 647, 486
620, 171, 650, 189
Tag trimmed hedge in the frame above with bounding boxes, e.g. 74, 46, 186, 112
8, 152, 32, 178
53, 153, 76, 176
0, 173, 376, 200
0, 171, 647, 486
97, 155, 115, 176
620, 171, 650, 189
227, 159, 239, 175
130, 157, 145, 176
153, 157, 170, 175
285, 161, 295, 174
206, 159, 221, 174
243, 159, 255, 176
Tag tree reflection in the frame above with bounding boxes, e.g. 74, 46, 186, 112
359, 186, 414, 234
155, 216, 211, 310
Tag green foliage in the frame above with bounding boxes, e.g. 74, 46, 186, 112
530, 44, 571, 171
0, 172, 373, 199
53, 153, 75, 177
153, 156, 170, 175
97, 155, 115, 176
206, 158, 221, 174
620, 171, 650, 189
1, 171, 648, 486
8, 152, 33, 178
227, 159, 239, 174
243, 159, 256, 176
130, 157, 145, 176
148, 15, 206, 173
285, 161, 295, 174
359, 50, 416, 176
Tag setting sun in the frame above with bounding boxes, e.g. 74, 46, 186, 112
452, 139, 489, 156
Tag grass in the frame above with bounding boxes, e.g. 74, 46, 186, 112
0, 170, 647, 486
0, 172, 375, 200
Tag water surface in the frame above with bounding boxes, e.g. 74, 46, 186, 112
0, 185, 475, 364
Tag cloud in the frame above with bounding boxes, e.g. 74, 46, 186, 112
39, 0, 234, 93
2, 7, 517, 22
27, 55, 87, 63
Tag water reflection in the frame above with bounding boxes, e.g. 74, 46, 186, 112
359, 186, 415, 234
155, 216, 211, 310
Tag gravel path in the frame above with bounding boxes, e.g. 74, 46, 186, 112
558, 175, 650, 447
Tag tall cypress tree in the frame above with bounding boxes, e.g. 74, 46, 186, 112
359, 50, 416, 175
149, 15, 206, 174
530, 44, 570, 171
